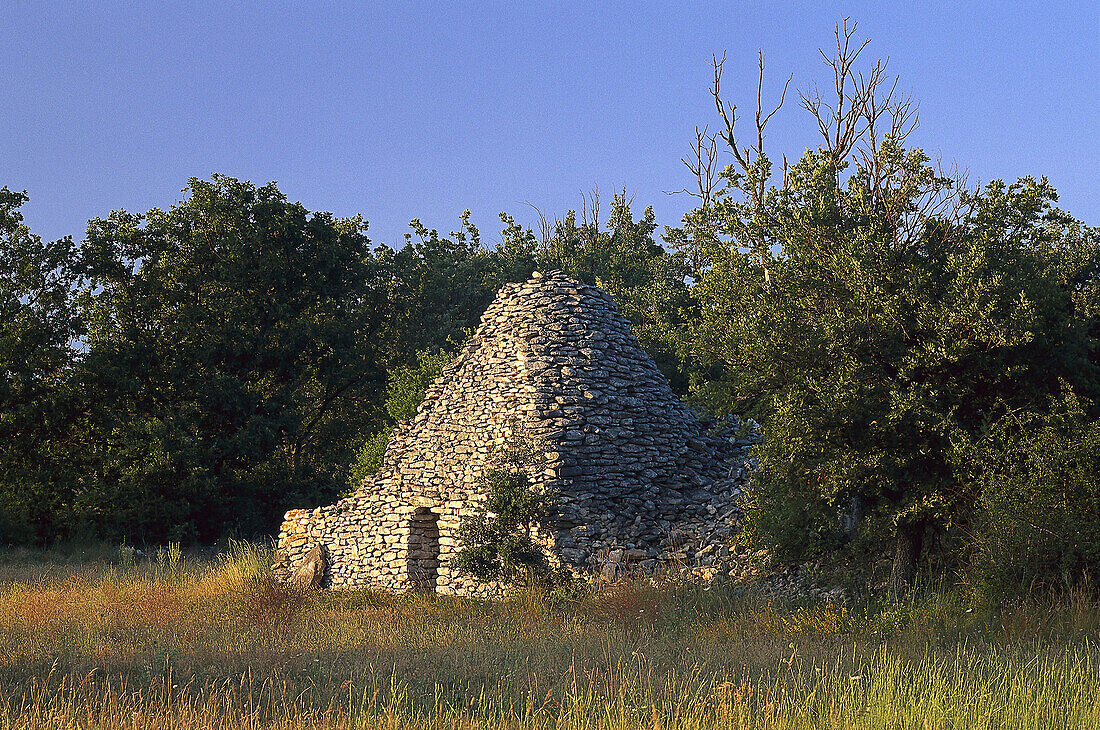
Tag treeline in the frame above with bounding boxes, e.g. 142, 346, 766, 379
2, 29, 1098, 594
0, 179, 686, 547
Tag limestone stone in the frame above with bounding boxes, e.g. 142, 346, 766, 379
272, 271, 758, 596
291, 543, 326, 589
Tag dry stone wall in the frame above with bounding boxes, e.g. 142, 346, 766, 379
274, 271, 757, 594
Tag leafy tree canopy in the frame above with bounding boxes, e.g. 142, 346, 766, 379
76, 175, 391, 541
672, 24, 1100, 592
0, 188, 82, 542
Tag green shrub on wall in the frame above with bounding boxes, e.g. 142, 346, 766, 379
453, 436, 558, 586
346, 347, 459, 493
347, 430, 390, 492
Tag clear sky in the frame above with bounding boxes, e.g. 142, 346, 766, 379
3, 1, 1097, 248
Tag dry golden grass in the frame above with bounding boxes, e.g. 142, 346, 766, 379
0, 541, 1097, 728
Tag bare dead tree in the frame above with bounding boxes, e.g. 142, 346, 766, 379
854, 65, 917, 183
796, 18, 945, 228
580, 186, 601, 233
683, 17, 974, 261
612, 184, 637, 214
712, 50, 792, 212
799, 18, 874, 165
708, 49, 791, 283
523, 201, 555, 247
668, 125, 720, 208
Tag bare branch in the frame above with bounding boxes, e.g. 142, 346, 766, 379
712, 53, 751, 173
522, 201, 554, 247
668, 125, 720, 207
711, 49, 791, 209
580, 187, 600, 232
753, 51, 794, 203
800, 16, 879, 167
760, 67, 794, 131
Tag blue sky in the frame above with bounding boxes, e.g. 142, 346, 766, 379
3, 1, 1097, 248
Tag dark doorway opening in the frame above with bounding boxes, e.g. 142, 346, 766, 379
407, 508, 440, 592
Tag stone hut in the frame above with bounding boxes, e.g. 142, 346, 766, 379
273, 271, 754, 595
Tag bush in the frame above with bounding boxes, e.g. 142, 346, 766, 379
453, 436, 559, 586
384, 347, 458, 422
345, 347, 459, 494
347, 429, 390, 490
965, 389, 1100, 594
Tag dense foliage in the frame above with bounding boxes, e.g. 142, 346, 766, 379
0, 178, 687, 546
347, 346, 458, 490
964, 389, 1100, 593
0, 188, 82, 543
74, 177, 391, 541
669, 26, 1099, 593
680, 147, 1099, 592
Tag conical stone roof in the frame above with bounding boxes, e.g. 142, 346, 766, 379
275, 271, 751, 594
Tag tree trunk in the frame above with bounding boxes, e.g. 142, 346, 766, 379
888, 520, 925, 597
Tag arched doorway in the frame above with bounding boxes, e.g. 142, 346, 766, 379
406, 508, 440, 592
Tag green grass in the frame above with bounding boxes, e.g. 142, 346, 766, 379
0, 541, 1096, 728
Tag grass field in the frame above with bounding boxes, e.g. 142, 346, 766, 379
0, 542, 1096, 729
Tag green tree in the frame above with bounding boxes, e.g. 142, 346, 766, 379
675, 24, 1099, 593
453, 436, 556, 585
385, 212, 525, 362
0, 188, 82, 543
77, 176, 391, 541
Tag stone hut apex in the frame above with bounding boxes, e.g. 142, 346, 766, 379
274, 270, 752, 595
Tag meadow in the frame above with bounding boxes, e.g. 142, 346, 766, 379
0, 542, 1097, 729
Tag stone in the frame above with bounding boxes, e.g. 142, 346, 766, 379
272, 271, 755, 596
291, 543, 326, 589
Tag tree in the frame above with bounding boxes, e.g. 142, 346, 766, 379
674, 21, 1100, 593
384, 211, 531, 363
77, 176, 391, 541
0, 188, 82, 542
453, 436, 557, 586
